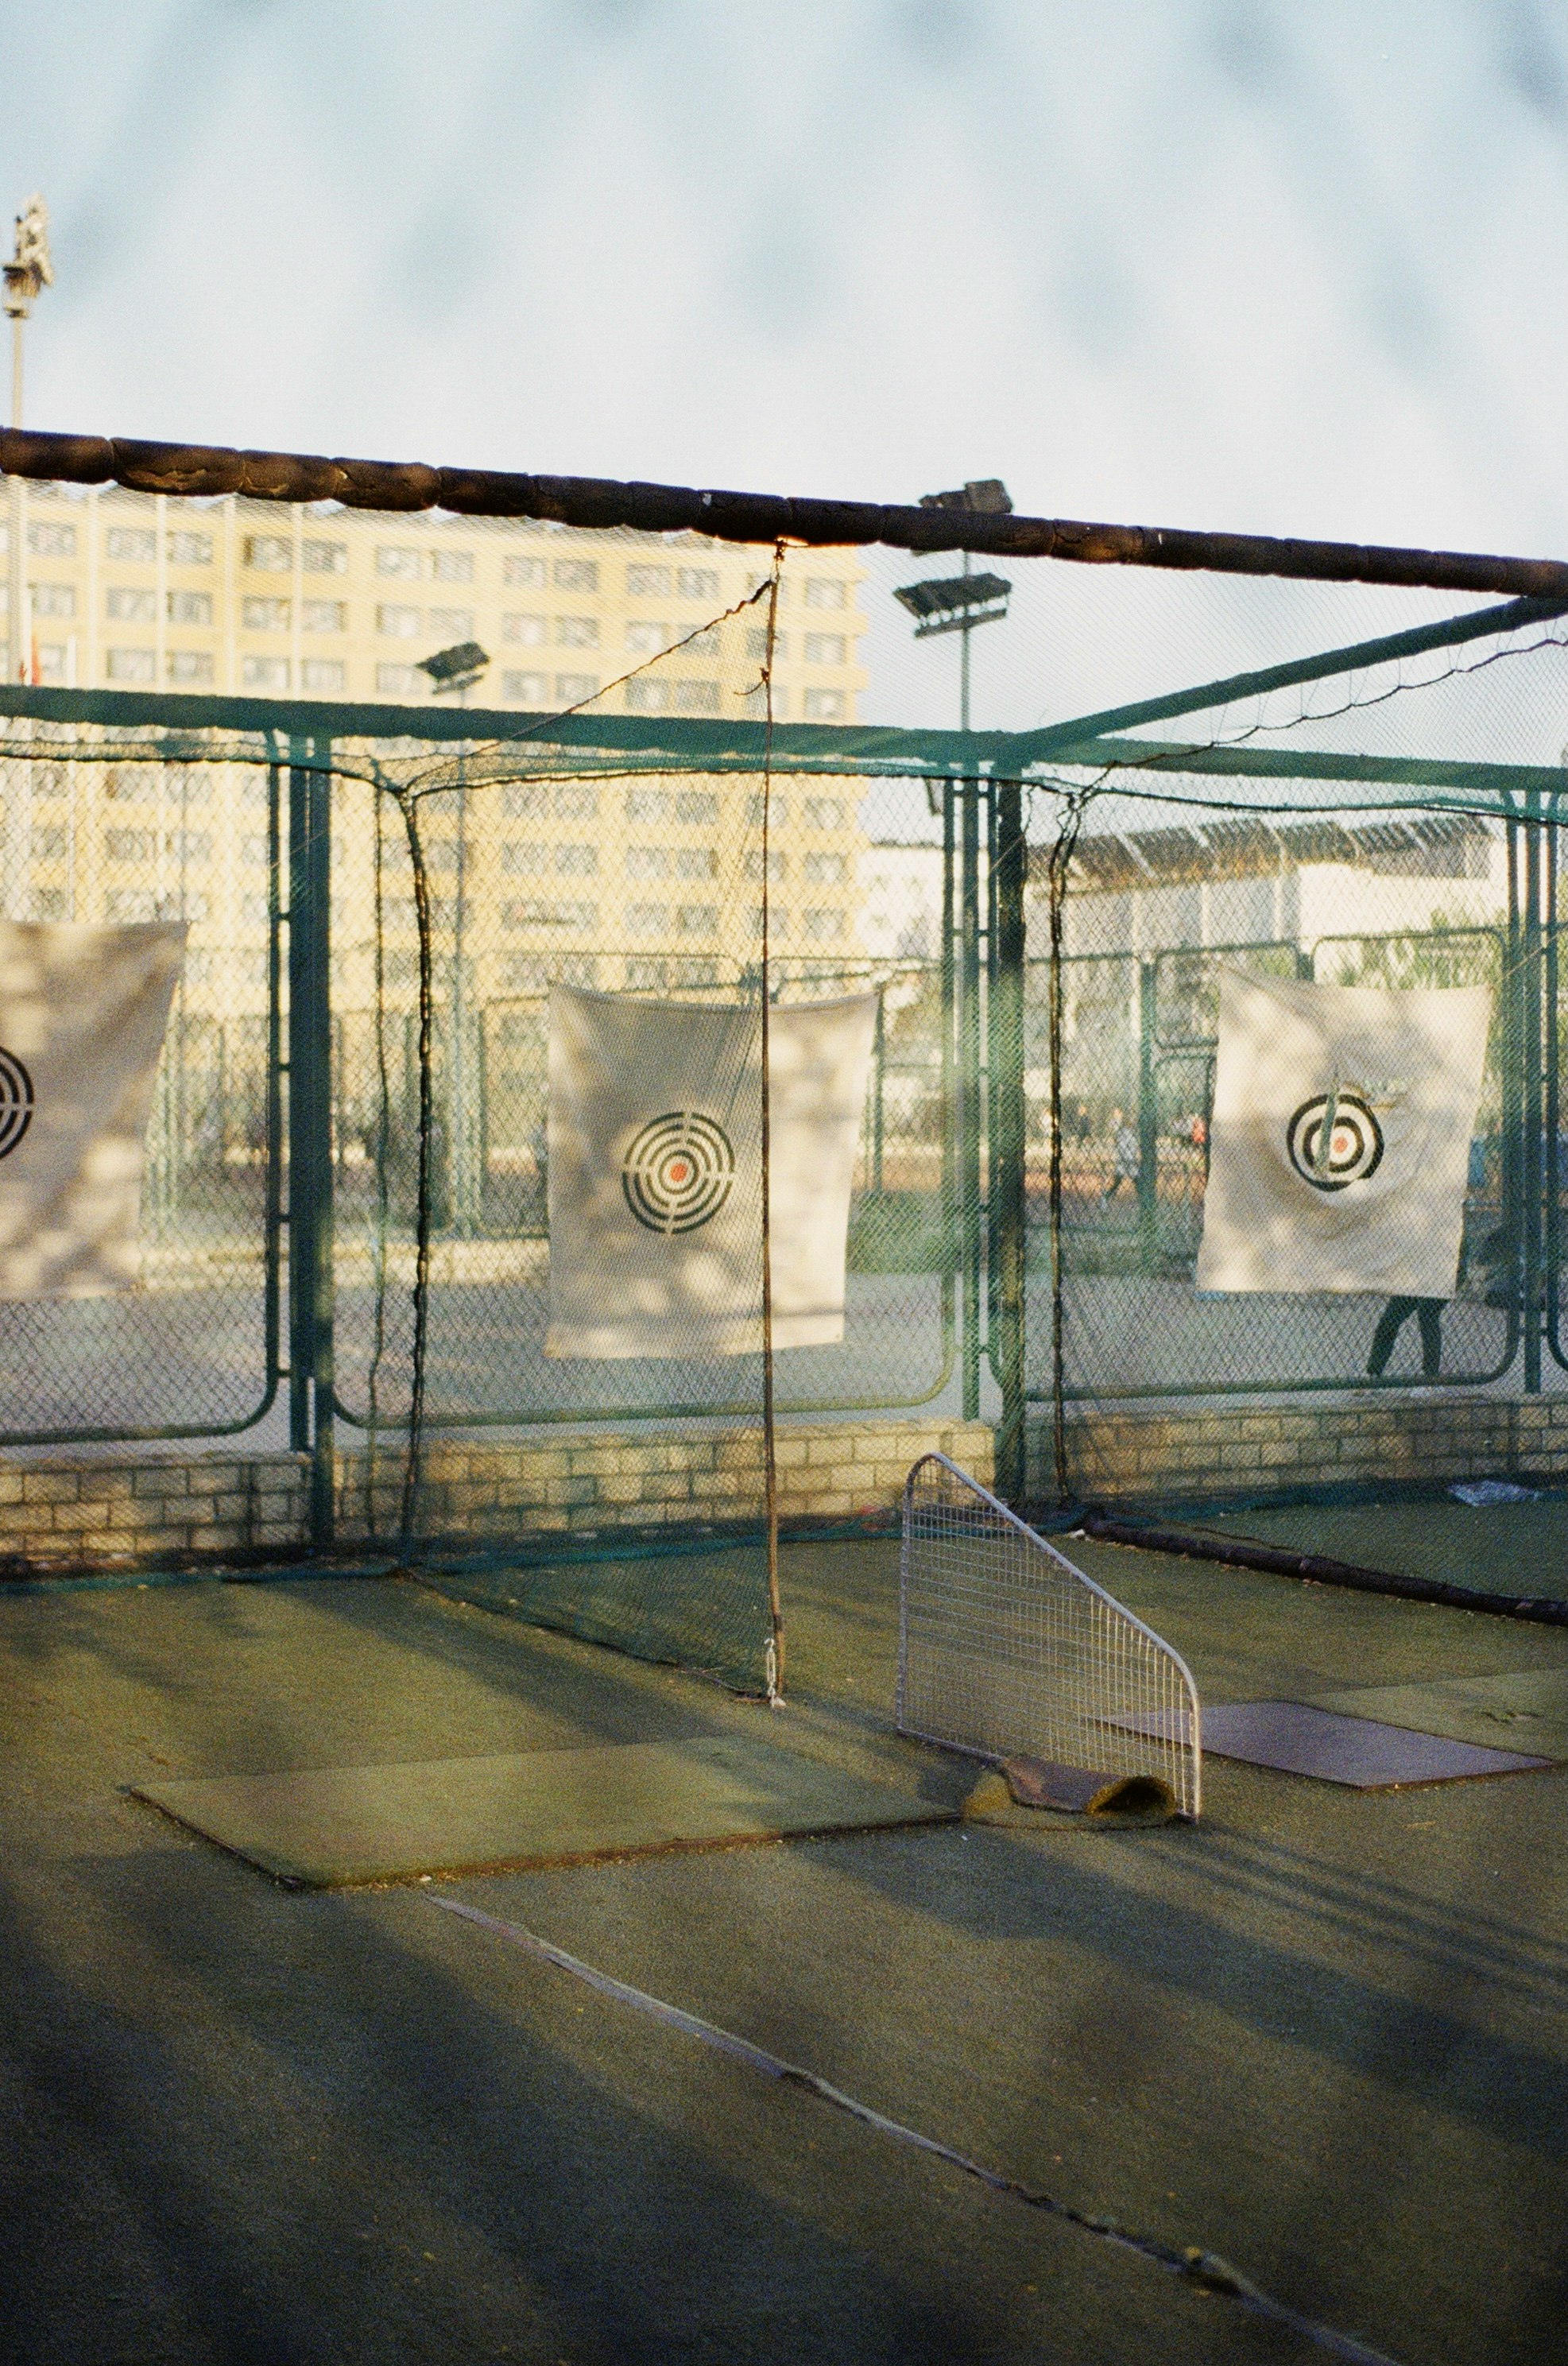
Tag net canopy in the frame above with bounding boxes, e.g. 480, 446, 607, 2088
2, 465, 1566, 1685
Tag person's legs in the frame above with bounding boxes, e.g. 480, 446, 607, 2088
1368, 1297, 1415, 1377
1417, 1299, 1443, 1379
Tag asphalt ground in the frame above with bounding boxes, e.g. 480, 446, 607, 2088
2, 1534, 1566, 2364
1169, 1495, 1568, 1602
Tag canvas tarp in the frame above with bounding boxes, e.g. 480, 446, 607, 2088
1196, 966, 1491, 1299
546, 985, 877, 1358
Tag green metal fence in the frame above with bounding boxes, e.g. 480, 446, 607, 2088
0, 544, 1566, 1533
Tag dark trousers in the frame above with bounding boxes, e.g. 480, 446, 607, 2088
1368, 1296, 1443, 1380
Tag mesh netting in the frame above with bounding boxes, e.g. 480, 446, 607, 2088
2, 474, 1566, 1685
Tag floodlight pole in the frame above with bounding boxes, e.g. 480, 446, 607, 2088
4, 196, 52, 686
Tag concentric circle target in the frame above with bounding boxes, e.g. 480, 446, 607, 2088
621, 1111, 735, 1234
1286, 1093, 1383, 1191
0, 1047, 34, 1160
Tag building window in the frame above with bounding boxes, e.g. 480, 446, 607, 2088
32, 582, 75, 618
624, 957, 668, 988
431, 548, 474, 583
168, 649, 215, 685
105, 829, 156, 863
106, 586, 156, 622
553, 557, 598, 591
168, 589, 213, 625
168, 530, 213, 566
302, 599, 346, 633
749, 906, 790, 938
429, 606, 475, 640
105, 889, 158, 923
29, 764, 68, 798
804, 850, 846, 884
745, 792, 787, 826
676, 904, 718, 935
625, 788, 669, 822
678, 567, 719, 601
625, 619, 668, 654
501, 669, 549, 704
33, 645, 67, 683
302, 538, 347, 574
376, 546, 422, 579
803, 577, 846, 609
675, 791, 718, 824
245, 536, 293, 571
31, 521, 78, 557
503, 553, 547, 588
242, 655, 290, 690
803, 796, 846, 829
502, 613, 547, 645
554, 784, 598, 818
627, 563, 672, 597
556, 845, 598, 877
625, 846, 668, 879
376, 663, 420, 695
502, 784, 548, 817
745, 627, 788, 660
745, 850, 786, 881
804, 632, 846, 665
31, 823, 68, 861
302, 658, 346, 692
625, 902, 668, 936
377, 604, 422, 637
556, 614, 599, 648
165, 830, 213, 862
673, 679, 720, 714
503, 899, 598, 931
243, 596, 290, 631
502, 844, 548, 876
106, 647, 155, 683
624, 678, 669, 713
803, 908, 845, 941
675, 847, 718, 880
803, 687, 846, 720
555, 672, 598, 703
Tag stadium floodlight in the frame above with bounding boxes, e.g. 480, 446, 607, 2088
892, 570, 1012, 639
417, 639, 490, 696
894, 478, 1012, 732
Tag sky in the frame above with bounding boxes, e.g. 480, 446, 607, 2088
2, 0, 1565, 742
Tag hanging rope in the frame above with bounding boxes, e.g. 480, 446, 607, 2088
399, 793, 436, 1549
1044, 787, 1093, 1505
760, 540, 787, 1702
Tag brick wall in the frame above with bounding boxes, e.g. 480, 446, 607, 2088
0, 1418, 993, 1574
1032, 1392, 1568, 1506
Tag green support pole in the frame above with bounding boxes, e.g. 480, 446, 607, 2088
1136, 959, 1160, 1272
288, 735, 335, 1542
989, 776, 1027, 1501
959, 778, 982, 1421
1523, 790, 1543, 1393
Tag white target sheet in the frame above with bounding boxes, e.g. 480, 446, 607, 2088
1196, 966, 1491, 1298
545, 985, 878, 1358
0, 920, 186, 1296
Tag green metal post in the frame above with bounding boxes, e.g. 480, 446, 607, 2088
959, 777, 982, 1420
871, 991, 886, 1195
288, 735, 335, 1541
1523, 791, 1543, 1392
1136, 960, 1159, 1270
989, 775, 1027, 1501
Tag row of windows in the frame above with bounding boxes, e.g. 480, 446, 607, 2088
28, 645, 846, 715
16, 522, 854, 610
25, 823, 853, 874
23, 589, 856, 668
495, 900, 846, 940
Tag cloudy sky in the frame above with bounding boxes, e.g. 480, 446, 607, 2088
2, 1, 1564, 738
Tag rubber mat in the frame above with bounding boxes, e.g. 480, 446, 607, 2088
1309, 1669, 1568, 1757
132, 1733, 954, 1888
1191, 1701, 1551, 1789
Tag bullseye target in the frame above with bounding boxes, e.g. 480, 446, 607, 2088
0, 1047, 34, 1160
621, 1110, 735, 1233
1287, 1093, 1383, 1191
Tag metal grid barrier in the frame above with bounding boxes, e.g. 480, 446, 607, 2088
897, 1452, 1201, 1818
